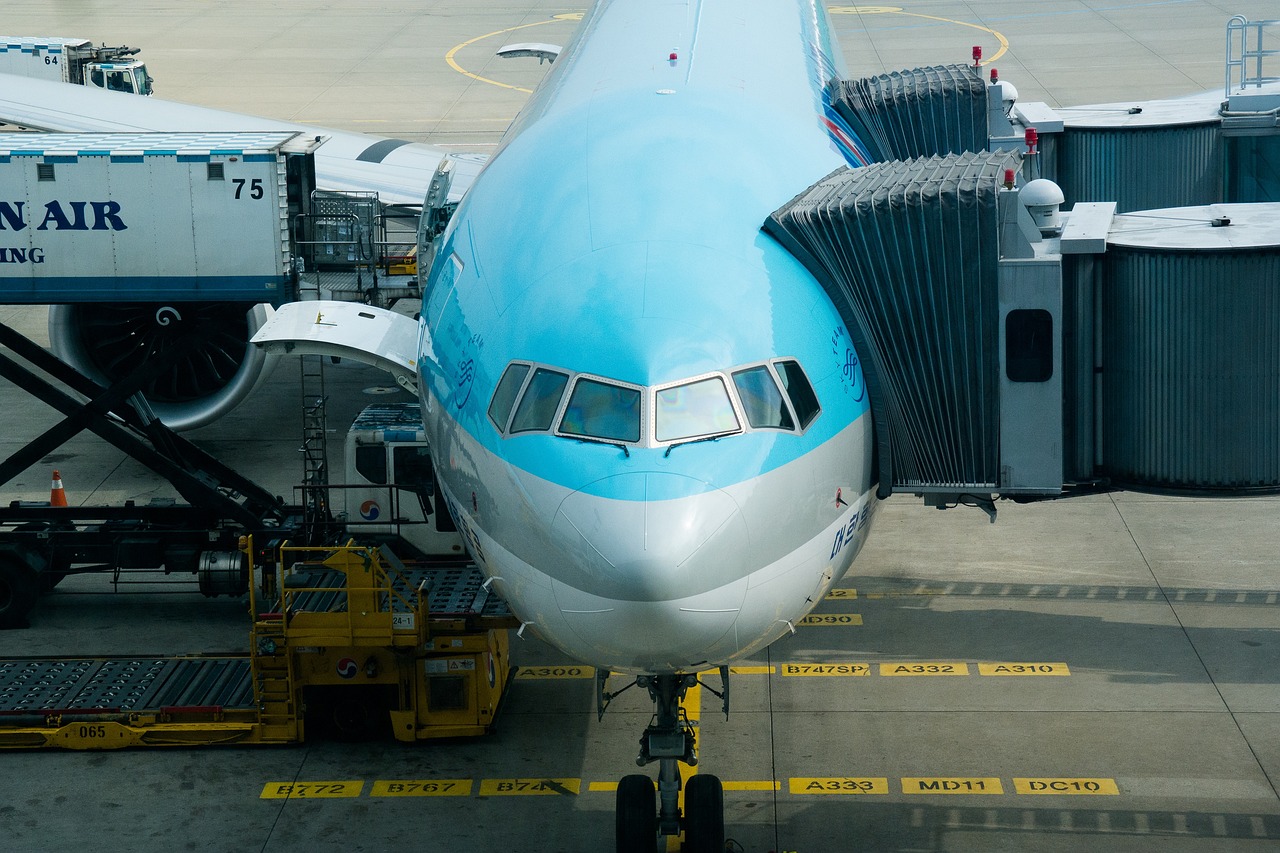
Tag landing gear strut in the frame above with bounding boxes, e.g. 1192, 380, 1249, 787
609, 672, 727, 853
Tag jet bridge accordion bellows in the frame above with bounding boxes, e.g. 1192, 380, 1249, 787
766, 151, 1021, 499
828, 64, 989, 163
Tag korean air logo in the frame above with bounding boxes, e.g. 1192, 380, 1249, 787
337, 658, 358, 679
360, 500, 380, 521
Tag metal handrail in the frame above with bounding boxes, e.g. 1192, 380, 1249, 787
1226, 16, 1280, 97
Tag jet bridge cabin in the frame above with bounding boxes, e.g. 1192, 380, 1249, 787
766, 61, 1280, 508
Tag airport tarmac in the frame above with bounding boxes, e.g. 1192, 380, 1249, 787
3, 2, 1280, 851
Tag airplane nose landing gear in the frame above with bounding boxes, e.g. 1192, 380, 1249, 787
609, 672, 726, 853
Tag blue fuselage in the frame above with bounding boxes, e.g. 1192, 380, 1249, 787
419, 0, 876, 675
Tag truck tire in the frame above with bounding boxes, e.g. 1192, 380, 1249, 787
0, 555, 39, 629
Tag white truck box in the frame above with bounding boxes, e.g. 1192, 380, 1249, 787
0, 131, 317, 304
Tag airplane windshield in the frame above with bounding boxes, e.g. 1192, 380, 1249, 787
559, 378, 642, 443
488, 358, 819, 445
731, 365, 794, 430
655, 377, 740, 442
510, 368, 569, 433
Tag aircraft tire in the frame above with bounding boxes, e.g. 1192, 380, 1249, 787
615, 773, 656, 853
683, 774, 725, 853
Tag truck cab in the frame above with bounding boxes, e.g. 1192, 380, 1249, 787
343, 403, 465, 558
85, 60, 152, 95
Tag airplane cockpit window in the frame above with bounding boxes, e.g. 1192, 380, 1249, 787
776, 359, 820, 429
488, 362, 531, 431
655, 376, 740, 442
559, 378, 642, 443
509, 367, 570, 433
489, 358, 820, 444
731, 366, 795, 430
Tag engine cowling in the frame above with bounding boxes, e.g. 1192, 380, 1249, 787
48, 302, 276, 431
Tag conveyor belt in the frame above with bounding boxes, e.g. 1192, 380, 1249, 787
287, 563, 512, 620
0, 656, 253, 714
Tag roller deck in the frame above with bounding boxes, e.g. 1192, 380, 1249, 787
0, 546, 516, 749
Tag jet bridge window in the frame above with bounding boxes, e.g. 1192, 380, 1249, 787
655, 376, 740, 442
559, 378, 642, 443
731, 365, 795, 430
776, 360, 820, 429
510, 368, 570, 433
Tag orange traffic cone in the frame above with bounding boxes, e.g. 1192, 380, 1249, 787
50, 470, 67, 507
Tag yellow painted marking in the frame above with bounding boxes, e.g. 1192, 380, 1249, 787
589, 781, 619, 792
1015, 778, 1119, 796
260, 781, 363, 799
799, 613, 863, 627
724, 780, 781, 792
880, 662, 969, 676
446, 14, 583, 93
903, 777, 1004, 795
781, 663, 870, 677
668, 679, 703, 852
828, 7, 1009, 64
825, 588, 857, 600
515, 665, 596, 679
791, 777, 889, 795
978, 662, 1071, 677
729, 665, 775, 675
479, 778, 581, 796
370, 779, 473, 797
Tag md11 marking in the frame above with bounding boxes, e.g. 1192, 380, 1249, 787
902, 777, 1004, 795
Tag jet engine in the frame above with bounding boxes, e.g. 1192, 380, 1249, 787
48, 302, 276, 431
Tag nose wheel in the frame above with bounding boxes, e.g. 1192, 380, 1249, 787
609, 673, 727, 853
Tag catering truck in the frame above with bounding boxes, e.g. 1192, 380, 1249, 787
0, 37, 152, 95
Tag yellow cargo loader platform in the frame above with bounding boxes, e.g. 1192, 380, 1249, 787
0, 541, 517, 749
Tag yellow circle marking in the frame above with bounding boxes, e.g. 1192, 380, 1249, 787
446, 14, 582, 94
829, 5, 1009, 64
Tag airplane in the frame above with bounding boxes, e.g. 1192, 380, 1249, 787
2, 1, 880, 848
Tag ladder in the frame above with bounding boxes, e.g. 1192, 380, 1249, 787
1226, 16, 1280, 95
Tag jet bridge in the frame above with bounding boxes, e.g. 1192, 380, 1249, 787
767, 154, 1280, 507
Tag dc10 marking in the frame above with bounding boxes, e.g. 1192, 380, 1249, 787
880, 662, 969, 676
791, 777, 888, 795
370, 779, 473, 797
1014, 778, 1119, 795
479, 778, 582, 796
798, 614, 862, 626
515, 666, 596, 680
902, 777, 1003, 795
978, 663, 1071, 676
260, 781, 363, 799
782, 663, 869, 676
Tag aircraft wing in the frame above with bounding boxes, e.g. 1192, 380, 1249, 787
0, 72, 486, 207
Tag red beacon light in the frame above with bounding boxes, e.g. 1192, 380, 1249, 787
1024, 127, 1039, 154
990, 68, 999, 83
1003, 168, 1016, 189
972, 45, 982, 66
669, 49, 678, 62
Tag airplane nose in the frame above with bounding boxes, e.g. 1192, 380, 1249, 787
551, 472, 751, 602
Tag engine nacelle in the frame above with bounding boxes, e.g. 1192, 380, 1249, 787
48, 302, 277, 431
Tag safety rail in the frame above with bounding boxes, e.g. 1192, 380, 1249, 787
1226, 16, 1280, 96
254, 541, 429, 648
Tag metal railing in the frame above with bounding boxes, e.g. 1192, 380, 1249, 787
1226, 16, 1280, 96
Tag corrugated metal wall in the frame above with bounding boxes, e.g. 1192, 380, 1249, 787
1101, 247, 1280, 491
1058, 123, 1222, 212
